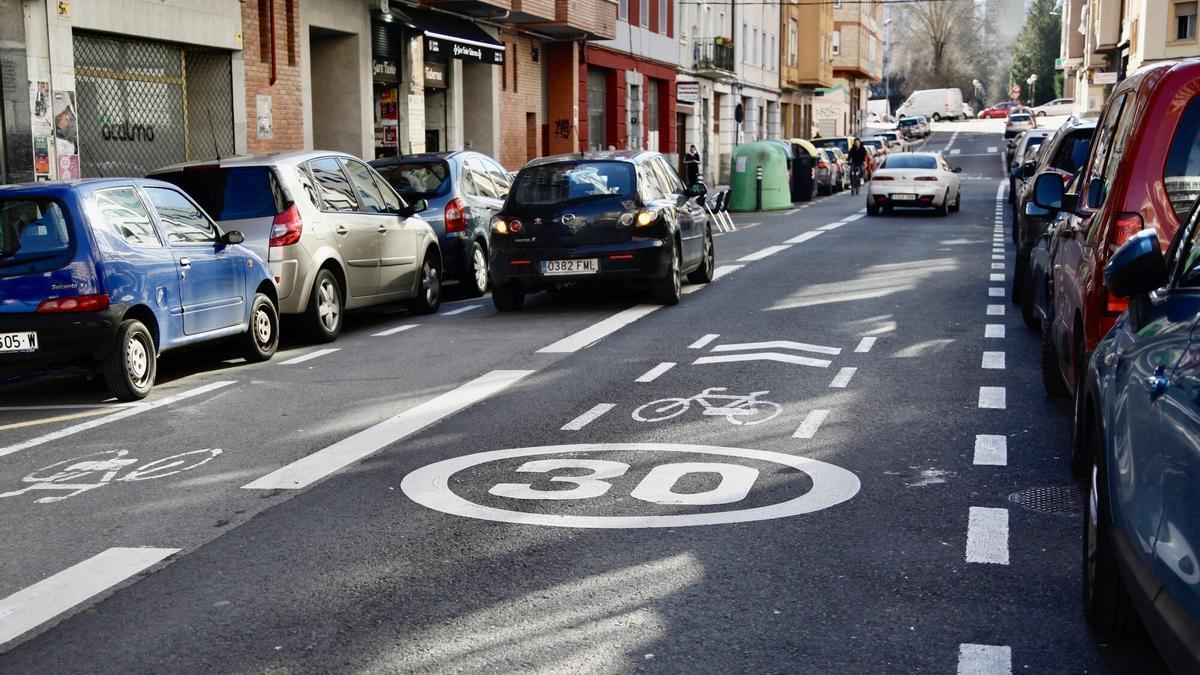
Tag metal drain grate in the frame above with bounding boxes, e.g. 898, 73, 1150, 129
1008, 485, 1086, 515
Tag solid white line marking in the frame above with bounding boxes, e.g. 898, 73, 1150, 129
989, 274, 1004, 282
279, 348, 340, 365
688, 334, 720, 350
538, 305, 660, 353
985, 324, 1006, 339
989, 287, 1005, 297
978, 387, 1007, 409
793, 409, 830, 439
0, 547, 179, 647
986, 304, 1005, 316
0, 403, 144, 411
243, 370, 534, 490
784, 208, 800, 215
974, 435, 1008, 466
785, 231, 823, 244
957, 643, 1012, 675
843, 213, 865, 222
982, 351, 1006, 369
854, 337, 877, 353
0, 381, 236, 458
636, 362, 676, 383
442, 304, 482, 316
738, 245, 791, 262
710, 340, 842, 355
561, 403, 616, 431
817, 222, 845, 231
828, 367, 857, 388
372, 324, 418, 337
711, 264, 743, 281
966, 507, 1010, 564
694, 352, 832, 368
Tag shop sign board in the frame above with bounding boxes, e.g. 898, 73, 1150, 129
424, 36, 504, 65
372, 58, 398, 84
677, 82, 700, 104
423, 62, 447, 89
1092, 71, 1118, 85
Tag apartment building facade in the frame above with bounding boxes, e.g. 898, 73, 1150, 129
780, 0, 834, 139
828, 0, 883, 136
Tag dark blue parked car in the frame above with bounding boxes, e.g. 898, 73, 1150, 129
371, 151, 511, 297
1079, 210, 1200, 671
0, 179, 279, 400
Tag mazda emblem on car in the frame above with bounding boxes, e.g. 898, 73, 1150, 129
561, 213, 576, 225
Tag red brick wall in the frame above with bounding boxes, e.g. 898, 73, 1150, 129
243, 0, 304, 154
497, 31, 544, 170
545, 41, 579, 155
581, 47, 676, 155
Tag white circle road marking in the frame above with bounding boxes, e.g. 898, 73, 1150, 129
400, 443, 861, 528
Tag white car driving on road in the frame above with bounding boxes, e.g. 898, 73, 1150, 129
1032, 98, 1074, 117
866, 152, 962, 217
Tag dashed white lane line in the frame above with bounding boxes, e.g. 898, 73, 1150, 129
966, 507, 1010, 564
854, 337, 877, 353
561, 403, 616, 431
828, 367, 857, 388
957, 643, 1012, 675
985, 324, 1005, 339
974, 435, 1008, 466
981, 352, 1006, 369
0, 547, 179, 647
243, 369, 534, 490
991, 262, 1005, 270
793, 409, 831, 439
988, 288, 1005, 297
279, 348, 340, 365
978, 387, 1007, 409
0, 381, 236, 458
950, 149, 961, 155
991, 254, 1004, 260
538, 305, 660, 353
442, 304, 482, 316
688, 333, 720, 349
372, 324, 419, 337
636, 362, 676, 383
989, 274, 1004, 282
738, 245, 791, 262
817, 222, 845, 231
987, 146, 998, 153
785, 231, 823, 244
711, 264, 743, 281
986, 305, 1005, 316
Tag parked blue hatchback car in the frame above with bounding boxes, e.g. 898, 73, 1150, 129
1079, 211, 1200, 671
0, 179, 279, 400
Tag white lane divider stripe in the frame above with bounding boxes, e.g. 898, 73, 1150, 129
844, 213, 865, 221
373, 324, 418, 337
711, 264, 743, 281
785, 231, 823, 244
966, 507, 1010, 564
738, 245, 791, 262
0, 547, 179, 647
978, 387, 1007, 409
828, 367, 857, 388
793, 409, 830, 439
279, 348, 340, 365
991, 262, 1005, 270
817, 222, 845, 231
974, 435, 1008, 466
981, 352, 1006, 369
986, 304, 1005, 316
989, 274, 1004, 282
0, 381, 236, 458
854, 337, 877, 353
989, 288, 1005, 297
688, 334, 720, 350
636, 362, 676, 383
538, 305, 660, 354
957, 643, 1012, 675
243, 369, 534, 490
985, 324, 1005, 339
987, 146, 999, 153
561, 403, 616, 431
950, 149, 961, 155
442, 304, 482, 316
992, 254, 1004, 260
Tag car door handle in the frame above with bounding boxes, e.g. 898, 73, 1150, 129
178, 257, 191, 268
335, 225, 349, 236
378, 225, 388, 233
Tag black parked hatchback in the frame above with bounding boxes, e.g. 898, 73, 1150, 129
488, 151, 715, 310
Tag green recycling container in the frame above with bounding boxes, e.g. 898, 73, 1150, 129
728, 142, 792, 212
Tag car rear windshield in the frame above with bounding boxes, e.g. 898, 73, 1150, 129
510, 161, 635, 206
1027, 136, 1047, 149
154, 166, 286, 222
882, 155, 937, 169
1164, 97, 1200, 221
0, 198, 73, 276
1010, 114, 1031, 123
373, 162, 451, 199
815, 138, 850, 154
898, 118, 919, 127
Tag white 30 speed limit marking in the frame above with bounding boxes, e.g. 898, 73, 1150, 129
400, 443, 860, 528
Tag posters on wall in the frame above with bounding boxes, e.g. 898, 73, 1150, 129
29, 82, 80, 180
53, 91, 80, 180
30, 81, 52, 180
256, 94, 273, 140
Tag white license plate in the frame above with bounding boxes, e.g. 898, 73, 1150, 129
541, 258, 599, 276
0, 332, 38, 353
891, 194, 918, 201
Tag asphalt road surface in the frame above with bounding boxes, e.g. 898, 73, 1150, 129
0, 124, 1169, 673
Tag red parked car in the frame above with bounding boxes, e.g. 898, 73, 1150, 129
1031, 59, 1200, 473
977, 101, 1020, 119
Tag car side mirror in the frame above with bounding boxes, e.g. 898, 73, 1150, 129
1086, 177, 1105, 210
1021, 161, 1037, 178
1032, 173, 1066, 212
398, 198, 428, 217
687, 183, 708, 198
1106, 229, 1166, 299
220, 230, 245, 245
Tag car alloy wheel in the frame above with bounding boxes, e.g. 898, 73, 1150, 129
473, 246, 488, 294
422, 259, 441, 307
317, 277, 340, 334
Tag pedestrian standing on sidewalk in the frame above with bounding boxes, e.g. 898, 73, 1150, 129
684, 144, 702, 186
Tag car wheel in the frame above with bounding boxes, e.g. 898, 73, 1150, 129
407, 252, 442, 315
1083, 432, 1140, 639
1011, 251, 1026, 306
1038, 111, 1047, 117
461, 240, 489, 298
1020, 265, 1040, 330
935, 195, 949, 217
867, 202, 879, 216
953, 191, 962, 212
1070, 339, 1092, 477
491, 282, 525, 311
686, 227, 715, 284
1041, 317, 1068, 398
304, 268, 343, 343
102, 319, 156, 401
241, 293, 279, 362
652, 244, 682, 306
932, 113, 941, 122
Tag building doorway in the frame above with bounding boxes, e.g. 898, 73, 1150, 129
310, 27, 362, 155
525, 112, 538, 162
587, 69, 606, 151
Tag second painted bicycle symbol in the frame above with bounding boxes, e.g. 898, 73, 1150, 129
632, 388, 782, 426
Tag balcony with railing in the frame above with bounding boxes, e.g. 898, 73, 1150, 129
692, 38, 735, 75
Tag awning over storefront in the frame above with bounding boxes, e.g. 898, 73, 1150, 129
396, 8, 505, 66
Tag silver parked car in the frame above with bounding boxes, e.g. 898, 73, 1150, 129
151, 151, 442, 342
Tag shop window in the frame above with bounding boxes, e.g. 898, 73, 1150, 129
258, 0, 271, 63
619, 0, 627, 21
832, 31, 841, 56
659, 0, 666, 34
1175, 2, 1198, 41
587, 70, 607, 151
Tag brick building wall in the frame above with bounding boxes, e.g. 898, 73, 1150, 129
497, 31, 544, 170
581, 47, 676, 155
242, 0, 304, 154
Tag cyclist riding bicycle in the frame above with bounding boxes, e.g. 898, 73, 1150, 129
847, 139, 868, 194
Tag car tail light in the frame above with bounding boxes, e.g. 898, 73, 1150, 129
269, 204, 303, 248
818, 161, 828, 169
874, 175, 894, 181
37, 294, 110, 313
1105, 291, 1128, 315
915, 176, 939, 182
445, 198, 467, 234
1111, 212, 1143, 249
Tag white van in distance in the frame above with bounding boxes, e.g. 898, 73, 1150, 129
896, 88, 964, 122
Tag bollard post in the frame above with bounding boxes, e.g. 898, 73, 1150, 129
755, 166, 764, 212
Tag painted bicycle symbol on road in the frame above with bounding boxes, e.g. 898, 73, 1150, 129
0, 448, 222, 504
632, 388, 782, 426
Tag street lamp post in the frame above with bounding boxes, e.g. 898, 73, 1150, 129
972, 78, 983, 112
1027, 74, 1038, 107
